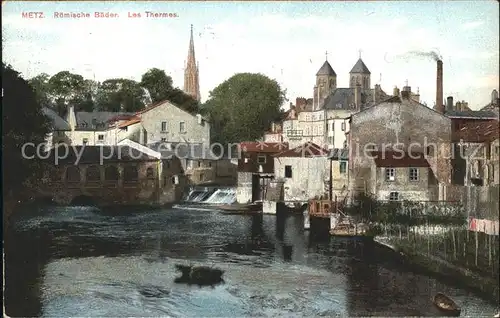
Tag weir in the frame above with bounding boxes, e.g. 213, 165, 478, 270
183, 186, 237, 205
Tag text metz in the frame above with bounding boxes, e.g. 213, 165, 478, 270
22, 12, 45, 18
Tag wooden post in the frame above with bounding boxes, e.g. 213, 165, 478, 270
452, 228, 457, 260
475, 230, 478, 266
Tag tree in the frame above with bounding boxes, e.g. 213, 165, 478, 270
140, 68, 174, 103
203, 73, 286, 144
96, 78, 147, 112
28, 73, 51, 107
139, 68, 200, 113
47, 71, 89, 115
2, 63, 51, 207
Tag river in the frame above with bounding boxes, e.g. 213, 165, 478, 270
4, 205, 497, 317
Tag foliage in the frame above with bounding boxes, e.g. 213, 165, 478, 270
95, 79, 146, 112
140, 68, 199, 113
203, 73, 286, 144
27, 67, 199, 115
2, 63, 51, 201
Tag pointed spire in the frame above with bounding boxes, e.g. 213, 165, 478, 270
325, 50, 328, 61
184, 24, 200, 102
359, 49, 362, 59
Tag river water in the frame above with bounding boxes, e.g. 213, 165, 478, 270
4, 205, 498, 317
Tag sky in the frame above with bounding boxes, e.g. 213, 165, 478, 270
2, 1, 499, 109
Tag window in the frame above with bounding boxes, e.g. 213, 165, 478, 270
123, 165, 138, 182
98, 134, 104, 141
161, 138, 166, 142
343, 140, 348, 149
208, 161, 212, 168
409, 167, 419, 181
328, 136, 334, 145
389, 192, 400, 201
104, 166, 119, 181
385, 168, 396, 181
146, 167, 154, 179
340, 161, 347, 174
341, 122, 346, 131
331, 123, 335, 131
285, 165, 292, 178
86, 165, 100, 182
82, 138, 88, 145
161, 121, 167, 132
257, 155, 267, 164
199, 173, 204, 181
496, 146, 500, 156
426, 146, 434, 156
179, 121, 185, 133
198, 161, 201, 167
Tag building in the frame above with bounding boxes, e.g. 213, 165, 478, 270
329, 148, 349, 200
479, 89, 499, 117
278, 54, 391, 150
38, 143, 185, 206
147, 141, 237, 186
184, 24, 201, 102
65, 105, 135, 145
369, 150, 437, 201
236, 142, 288, 203
451, 120, 500, 186
42, 107, 72, 149
347, 87, 452, 201
272, 142, 330, 202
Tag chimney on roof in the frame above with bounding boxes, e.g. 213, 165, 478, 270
373, 84, 381, 104
492, 89, 499, 105
436, 60, 444, 113
446, 96, 454, 111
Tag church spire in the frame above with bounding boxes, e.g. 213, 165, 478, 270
184, 24, 200, 102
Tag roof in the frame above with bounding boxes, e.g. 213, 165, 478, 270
349, 58, 371, 74
274, 142, 329, 158
316, 60, 336, 76
240, 142, 289, 153
370, 151, 430, 168
329, 148, 349, 160
148, 142, 225, 160
445, 110, 498, 119
136, 99, 208, 121
453, 120, 499, 143
75, 111, 134, 131
118, 117, 141, 128
42, 107, 71, 131
322, 87, 390, 111
40, 145, 158, 164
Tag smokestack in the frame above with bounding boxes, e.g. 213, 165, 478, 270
436, 60, 444, 113
446, 96, 453, 111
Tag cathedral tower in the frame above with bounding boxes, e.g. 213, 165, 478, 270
183, 24, 201, 102
313, 52, 337, 109
349, 52, 371, 90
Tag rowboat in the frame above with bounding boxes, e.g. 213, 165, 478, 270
432, 292, 461, 316
217, 202, 262, 215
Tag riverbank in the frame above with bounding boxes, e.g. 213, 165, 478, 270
374, 236, 499, 304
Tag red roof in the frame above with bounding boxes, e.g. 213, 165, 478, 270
370, 151, 430, 168
240, 142, 288, 153
107, 114, 136, 123
274, 142, 329, 158
453, 120, 499, 143
118, 117, 141, 128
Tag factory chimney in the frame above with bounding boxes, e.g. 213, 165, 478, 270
436, 60, 444, 113
446, 96, 454, 111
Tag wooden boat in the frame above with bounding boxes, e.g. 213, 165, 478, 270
217, 202, 262, 215
432, 292, 461, 316
174, 264, 224, 287
330, 223, 373, 238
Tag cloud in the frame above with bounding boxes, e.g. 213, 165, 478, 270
462, 21, 484, 30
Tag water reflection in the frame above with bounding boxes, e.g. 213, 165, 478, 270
4, 205, 498, 317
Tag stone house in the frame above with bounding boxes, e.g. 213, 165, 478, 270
136, 99, 210, 147
347, 89, 452, 200
65, 105, 135, 145
273, 142, 330, 202
38, 143, 185, 206
236, 142, 288, 203
147, 141, 237, 186
42, 107, 72, 149
368, 150, 437, 202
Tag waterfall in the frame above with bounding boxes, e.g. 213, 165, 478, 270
184, 186, 236, 205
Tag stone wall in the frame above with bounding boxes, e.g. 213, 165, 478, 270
374, 166, 432, 201
236, 172, 253, 204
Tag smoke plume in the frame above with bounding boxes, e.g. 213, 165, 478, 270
405, 50, 442, 61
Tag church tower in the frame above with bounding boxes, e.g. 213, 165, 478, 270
313, 52, 337, 110
183, 24, 201, 102
349, 52, 371, 90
